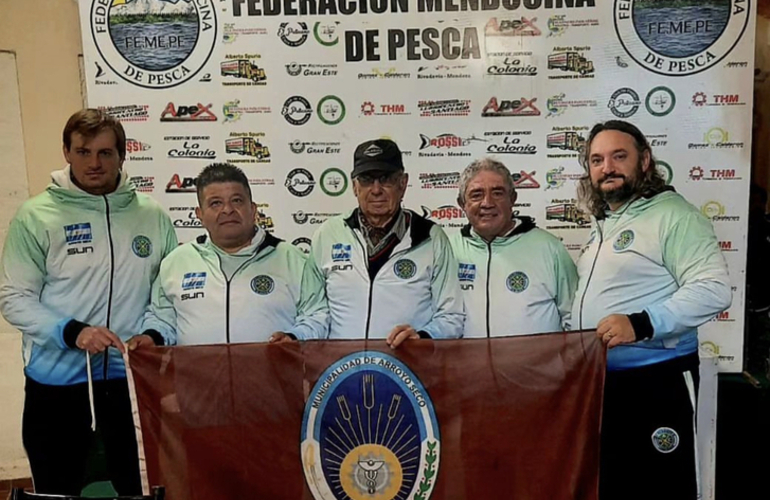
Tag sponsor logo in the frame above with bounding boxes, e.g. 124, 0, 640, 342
485, 17, 541, 37
417, 99, 471, 117
167, 139, 216, 159
512, 170, 540, 189
286, 62, 339, 77
89, 0, 217, 89
222, 23, 267, 44
361, 101, 410, 117
546, 130, 586, 154
130, 176, 154, 193
545, 166, 582, 190
331, 243, 353, 272
506, 271, 529, 293
419, 172, 461, 189
292, 237, 311, 254
614, 0, 750, 76
257, 205, 275, 233
688, 127, 744, 150
181, 271, 206, 300
394, 259, 417, 279
719, 240, 738, 252
418, 133, 483, 158
249, 178, 275, 186
278, 22, 309, 47
458, 263, 476, 290
657, 161, 674, 185
320, 168, 348, 197
169, 206, 201, 229
545, 93, 598, 118
486, 52, 538, 76
547, 47, 595, 78
358, 67, 411, 79
318, 96, 346, 125
131, 235, 152, 258
289, 140, 342, 155
421, 205, 467, 228
225, 133, 270, 163
608, 87, 641, 118
250, 275, 275, 295
223, 99, 271, 123
647, 133, 669, 148
545, 200, 591, 229
64, 223, 93, 245
160, 102, 216, 122
94, 60, 117, 85
166, 174, 197, 193
292, 211, 341, 225
645, 86, 676, 117
484, 130, 537, 155
482, 97, 540, 117
689, 166, 741, 181
285, 168, 316, 197
547, 15, 600, 37
282, 96, 313, 125
712, 310, 736, 322
416, 64, 471, 80
692, 92, 747, 107
126, 138, 152, 161
99, 104, 149, 123
651, 427, 679, 454
613, 230, 635, 251
701, 340, 736, 362
221, 55, 266, 86
314, 21, 339, 46
301, 351, 440, 500
701, 201, 740, 222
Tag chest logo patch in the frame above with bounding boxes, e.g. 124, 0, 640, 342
132, 235, 153, 258
613, 230, 635, 252
651, 427, 679, 454
506, 271, 529, 293
251, 275, 275, 295
394, 259, 417, 280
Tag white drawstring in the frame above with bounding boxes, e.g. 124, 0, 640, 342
86, 351, 97, 431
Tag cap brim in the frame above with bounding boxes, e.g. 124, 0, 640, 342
351, 162, 402, 178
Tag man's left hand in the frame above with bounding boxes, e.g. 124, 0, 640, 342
386, 325, 419, 349
127, 334, 156, 351
596, 314, 636, 348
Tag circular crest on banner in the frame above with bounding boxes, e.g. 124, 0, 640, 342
292, 237, 312, 254
283, 96, 313, 126
614, 0, 750, 77
656, 161, 674, 185
90, 0, 217, 89
320, 168, 348, 197
278, 22, 309, 47
608, 88, 640, 118
301, 351, 440, 500
645, 86, 676, 117
317, 96, 346, 125
286, 168, 316, 197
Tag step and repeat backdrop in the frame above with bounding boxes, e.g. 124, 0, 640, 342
78, 0, 755, 371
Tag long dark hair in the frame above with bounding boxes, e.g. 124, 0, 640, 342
577, 120, 667, 218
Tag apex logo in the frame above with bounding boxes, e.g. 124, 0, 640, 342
481, 97, 540, 117
166, 174, 197, 193
160, 103, 217, 122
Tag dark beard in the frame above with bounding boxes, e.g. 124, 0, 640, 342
592, 167, 644, 207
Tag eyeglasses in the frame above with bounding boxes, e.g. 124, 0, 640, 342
356, 172, 402, 187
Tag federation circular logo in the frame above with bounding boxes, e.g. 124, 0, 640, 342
613, 230, 635, 251
701, 201, 725, 219
90, 0, 217, 89
645, 86, 676, 117
320, 168, 348, 197
656, 161, 673, 185
314, 21, 340, 46
278, 22, 309, 47
250, 275, 275, 295
131, 235, 152, 258
317, 95, 346, 125
651, 427, 679, 453
506, 271, 529, 293
282, 96, 313, 126
608, 88, 640, 118
301, 351, 440, 500
614, 0, 750, 77
393, 259, 417, 280
292, 237, 312, 254
286, 168, 316, 197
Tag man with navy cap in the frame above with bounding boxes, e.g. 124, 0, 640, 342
273, 138, 464, 345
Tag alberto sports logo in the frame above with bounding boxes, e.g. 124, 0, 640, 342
614, 0, 750, 76
90, 0, 217, 89
301, 351, 440, 500
64, 223, 93, 244
613, 230, 635, 251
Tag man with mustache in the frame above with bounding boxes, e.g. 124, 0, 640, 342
450, 158, 577, 337
138, 163, 325, 345
274, 138, 464, 344
0, 109, 177, 495
573, 120, 731, 500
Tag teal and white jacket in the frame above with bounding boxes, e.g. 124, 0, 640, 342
0, 167, 177, 385
572, 190, 732, 370
141, 228, 327, 345
450, 216, 577, 337
297, 209, 465, 340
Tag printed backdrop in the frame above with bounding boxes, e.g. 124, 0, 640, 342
79, 0, 755, 371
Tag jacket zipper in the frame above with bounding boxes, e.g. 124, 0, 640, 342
578, 225, 603, 331
216, 254, 257, 343
485, 242, 492, 338
103, 196, 115, 380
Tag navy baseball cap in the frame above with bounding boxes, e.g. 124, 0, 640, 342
351, 139, 405, 178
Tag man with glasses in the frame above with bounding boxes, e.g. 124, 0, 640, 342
273, 139, 464, 345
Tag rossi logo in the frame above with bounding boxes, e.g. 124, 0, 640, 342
302, 352, 440, 500
614, 0, 750, 76
89, 0, 217, 89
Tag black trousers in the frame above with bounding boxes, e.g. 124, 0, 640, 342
600, 353, 700, 500
22, 377, 142, 495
